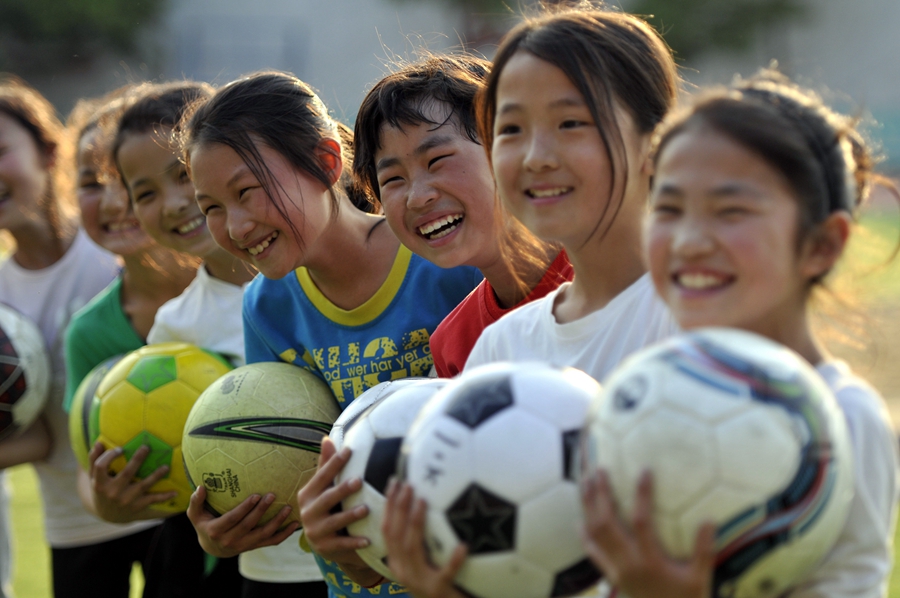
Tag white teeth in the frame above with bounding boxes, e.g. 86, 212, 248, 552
247, 231, 278, 256
177, 216, 205, 235
529, 187, 569, 198
107, 221, 139, 232
418, 214, 463, 237
678, 273, 726, 289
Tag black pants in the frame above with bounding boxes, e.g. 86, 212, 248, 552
51, 525, 157, 598
242, 580, 329, 598
52, 515, 243, 598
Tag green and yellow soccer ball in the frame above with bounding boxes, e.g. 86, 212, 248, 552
182, 362, 341, 526
69, 355, 123, 471
89, 342, 233, 513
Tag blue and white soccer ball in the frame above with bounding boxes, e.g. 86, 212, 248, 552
332, 378, 450, 580
582, 328, 854, 598
400, 362, 604, 598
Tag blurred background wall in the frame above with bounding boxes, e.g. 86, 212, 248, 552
1, 0, 898, 169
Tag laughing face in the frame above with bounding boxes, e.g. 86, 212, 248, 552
644, 123, 817, 339
117, 128, 218, 259
191, 140, 332, 280
76, 127, 154, 257
375, 105, 500, 270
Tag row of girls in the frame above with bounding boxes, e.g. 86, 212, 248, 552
0, 3, 896, 598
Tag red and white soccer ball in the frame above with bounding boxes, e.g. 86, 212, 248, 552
0, 303, 50, 440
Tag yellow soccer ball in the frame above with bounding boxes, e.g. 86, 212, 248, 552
69, 355, 123, 471
88, 342, 233, 513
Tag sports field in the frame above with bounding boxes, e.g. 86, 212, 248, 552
7, 203, 900, 597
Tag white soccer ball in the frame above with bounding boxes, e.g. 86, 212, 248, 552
332, 377, 449, 580
401, 362, 603, 598
0, 303, 50, 440
582, 328, 854, 598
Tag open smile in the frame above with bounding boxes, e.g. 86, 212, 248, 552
417, 214, 464, 241
175, 216, 205, 236
247, 231, 278, 256
673, 271, 734, 291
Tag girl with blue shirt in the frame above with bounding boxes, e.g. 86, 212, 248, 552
183, 71, 481, 598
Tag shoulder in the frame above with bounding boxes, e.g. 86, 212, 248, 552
243, 272, 293, 311
818, 361, 894, 437
67, 278, 122, 335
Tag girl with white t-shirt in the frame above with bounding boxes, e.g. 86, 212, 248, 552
381, 7, 681, 596
462, 7, 681, 377
580, 72, 900, 598
0, 78, 160, 597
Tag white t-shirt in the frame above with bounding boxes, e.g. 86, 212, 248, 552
148, 265, 322, 583
0, 229, 159, 547
789, 360, 899, 598
465, 274, 680, 380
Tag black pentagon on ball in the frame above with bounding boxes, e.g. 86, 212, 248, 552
447, 484, 516, 554
364, 436, 404, 494
551, 558, 602, 597
562, 429, 581, 482
445, 374, 514, 428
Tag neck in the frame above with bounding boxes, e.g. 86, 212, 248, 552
10, 214, 77, 270
304, 207, 400, 311
203, 248, 256, 286
120, 247, 197, 298
478, 242, 558, 309
754, 307, 826, 366
554, 211, 646, 323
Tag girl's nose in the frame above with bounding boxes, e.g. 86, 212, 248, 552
100, 181, 129, 216
407, 178, 439, 210
163, 190, 192, 217
671, 216, 715, 257
523, 130, 559, 172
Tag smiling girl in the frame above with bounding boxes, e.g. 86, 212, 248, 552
580, 72, 900, 598
183, 71, 481, 598
353, 55, 572, 377
381, 6, 681, 596
463, 7, 680, 375
0, 79, 152, 598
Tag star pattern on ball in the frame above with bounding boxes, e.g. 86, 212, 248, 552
447, 484, 516, 554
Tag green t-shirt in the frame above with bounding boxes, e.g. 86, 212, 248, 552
63, 276, 144, 411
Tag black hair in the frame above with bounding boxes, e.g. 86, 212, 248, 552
353, 54, 491, 202
182, 71, 371, 246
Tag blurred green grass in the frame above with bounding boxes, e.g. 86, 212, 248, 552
8, 464, 143, 598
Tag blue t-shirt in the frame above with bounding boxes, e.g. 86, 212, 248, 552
243, 244, 481, 598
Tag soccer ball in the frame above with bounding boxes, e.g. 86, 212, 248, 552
89, 342, 233, 513
582, 328, 853, 598
332, 378, 449, 580
69, 355, 122, 470
0, 303, 50, 440
401, 362, 603, 598
182, 362, 341, 526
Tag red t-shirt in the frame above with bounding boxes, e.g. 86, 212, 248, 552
429, 250, 574, 378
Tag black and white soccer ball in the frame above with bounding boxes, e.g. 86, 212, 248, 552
582, 328, 854, 598
332, 377, 450, 580
400, 362, 603, 598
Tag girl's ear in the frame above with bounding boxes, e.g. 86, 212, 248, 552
800, 211, 851, 280
317, 138, 343, 186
